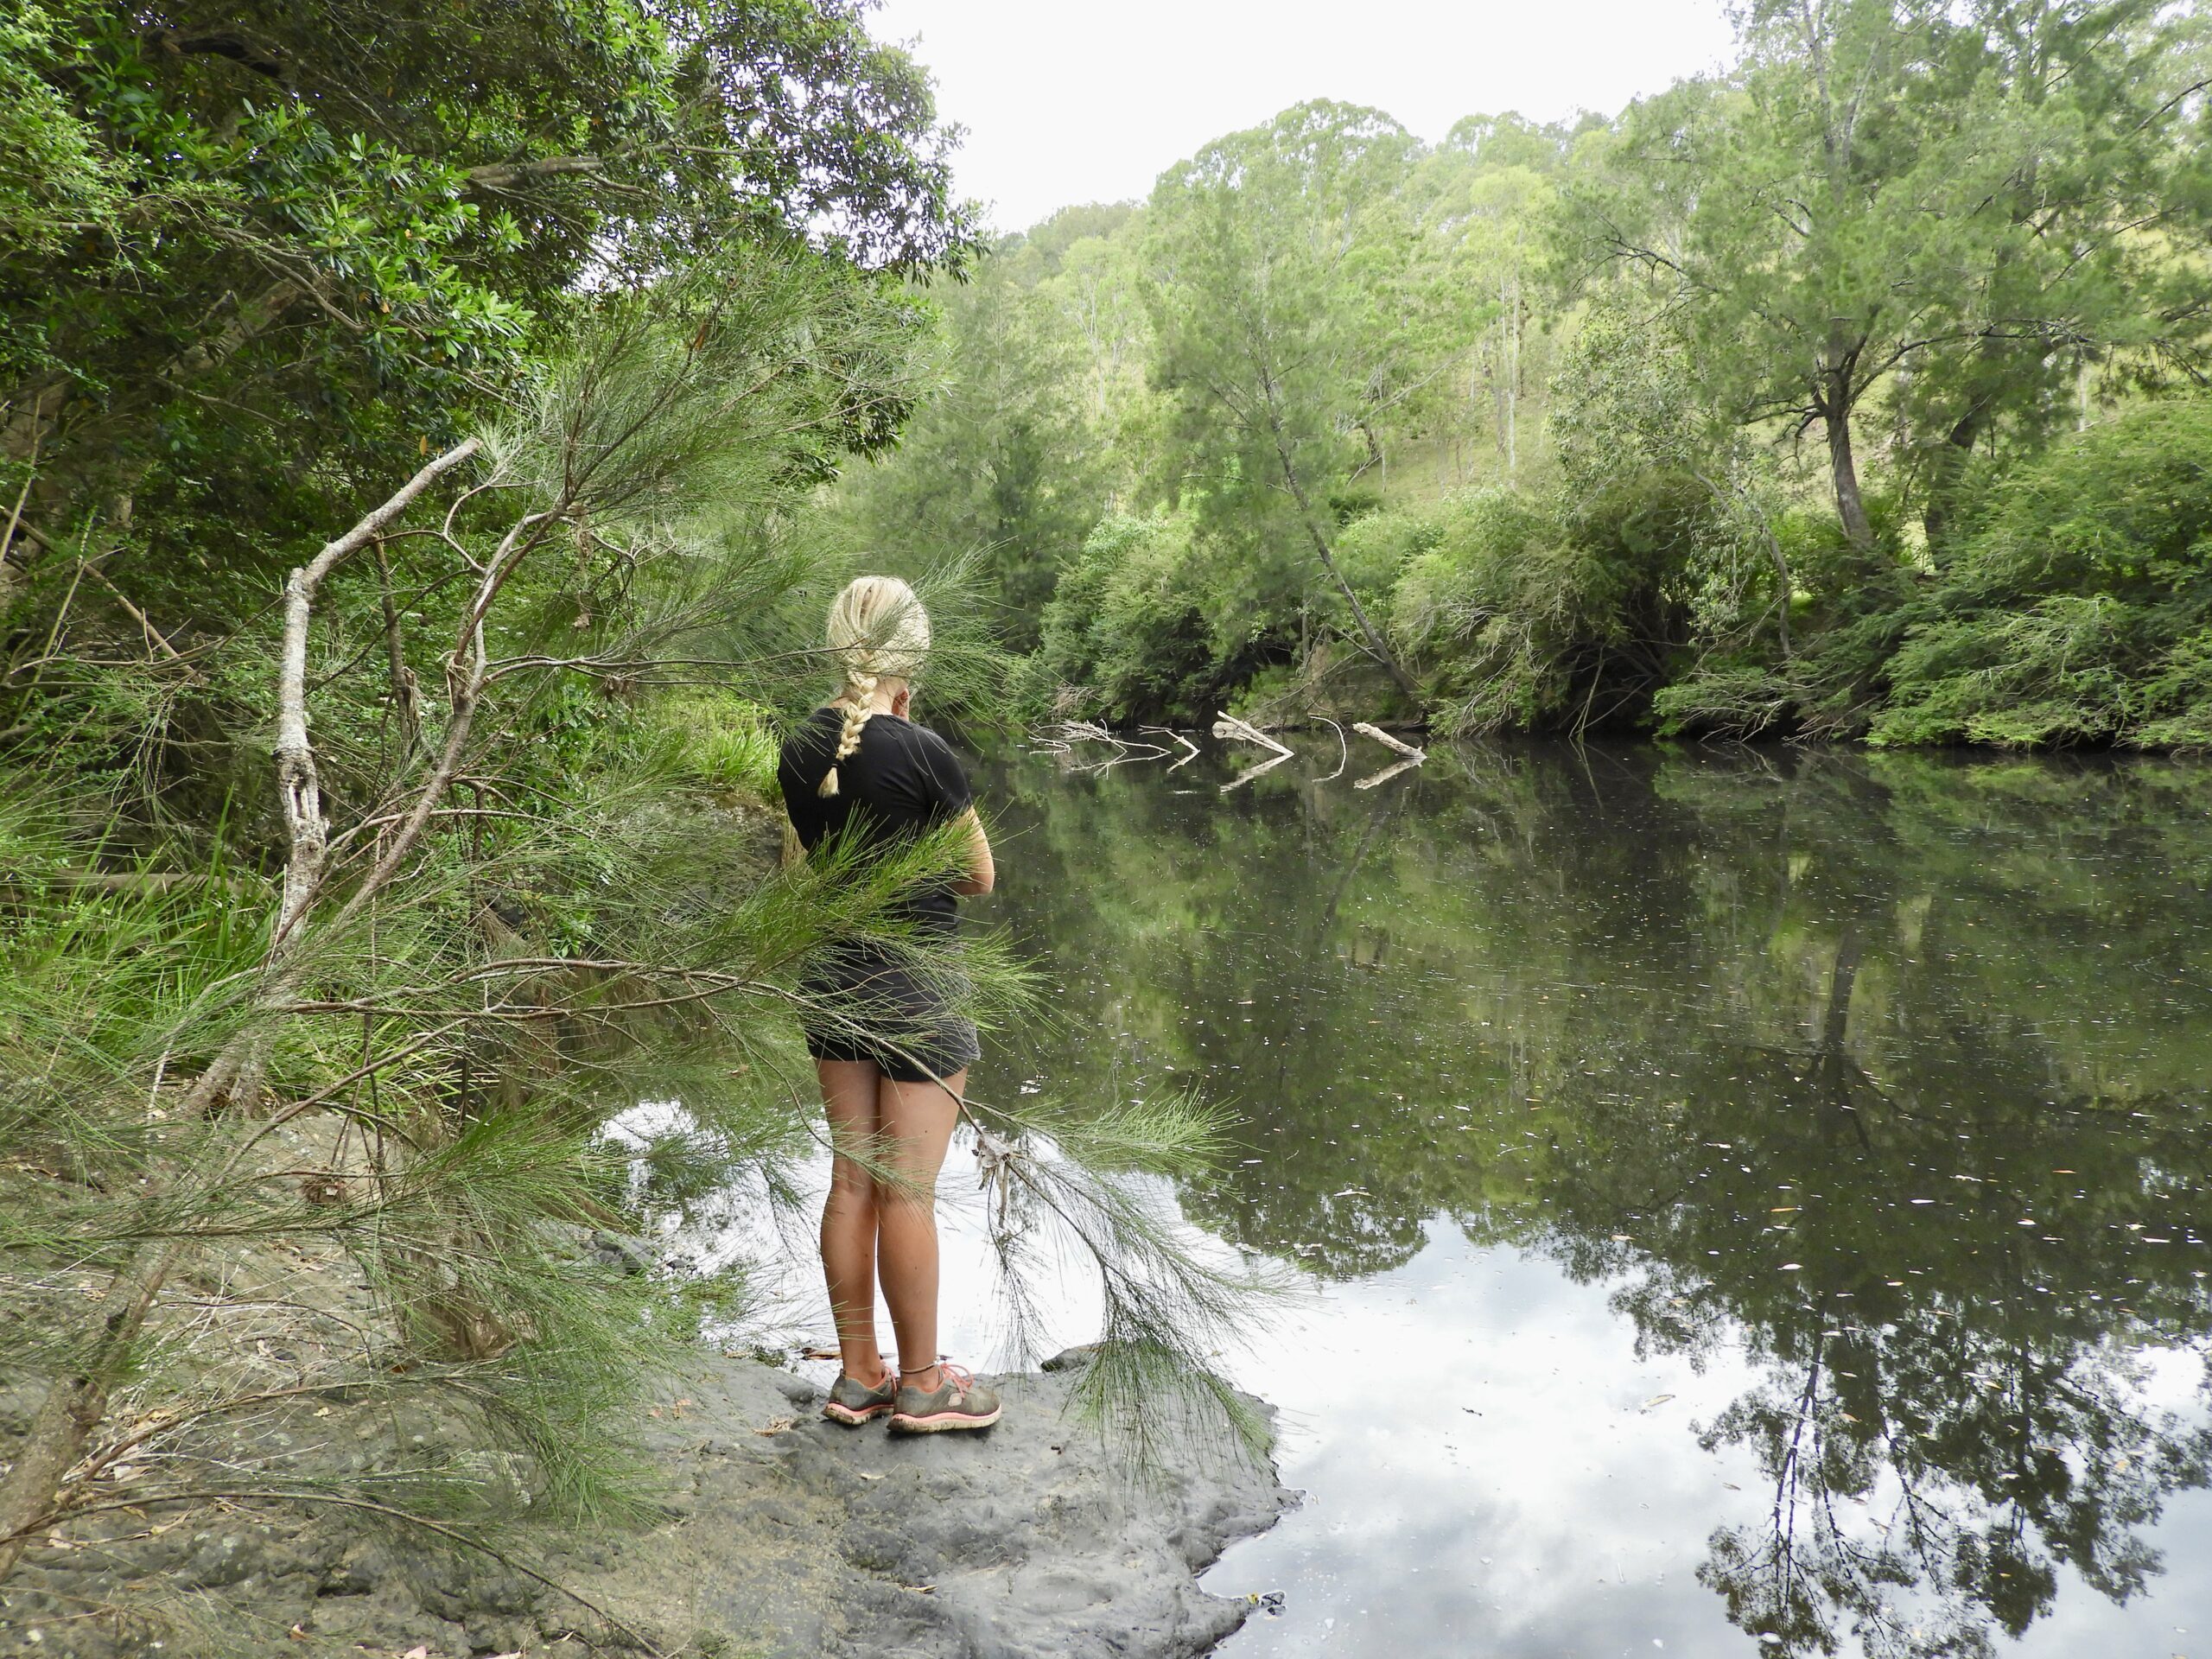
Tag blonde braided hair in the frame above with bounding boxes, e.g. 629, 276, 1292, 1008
817, 575, 931, 799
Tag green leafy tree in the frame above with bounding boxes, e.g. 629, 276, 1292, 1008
0, 0, 973, 627
838, 209, 1147, 647
1409, 114, 1580, 484
1872, 397, 2212, 748
1901, 0, 2212, 547
1573, 0, 2208, 550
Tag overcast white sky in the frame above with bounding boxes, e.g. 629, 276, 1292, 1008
870, 0, 1741, 232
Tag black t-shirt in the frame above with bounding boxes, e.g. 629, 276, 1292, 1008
778, 706, 974, 934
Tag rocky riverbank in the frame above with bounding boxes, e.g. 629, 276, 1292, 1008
1, 1348, 1289, 1659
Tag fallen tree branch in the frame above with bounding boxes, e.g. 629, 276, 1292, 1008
1351, 721, 1425, 764
1032, 720, 1171, 772
272, 437, 484, 952
1140, 727, 1202, 773
1211, 712, 1293, 758
1313, 716, 1348, 784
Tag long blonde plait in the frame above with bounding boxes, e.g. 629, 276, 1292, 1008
817, 575, 931, 798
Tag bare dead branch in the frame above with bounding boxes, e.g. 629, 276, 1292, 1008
1351, 721, 1425, 763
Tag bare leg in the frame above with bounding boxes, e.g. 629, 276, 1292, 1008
875, 1069, 966, 1391
817, 1059, 890, 1386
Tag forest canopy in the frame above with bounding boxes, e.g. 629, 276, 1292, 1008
836, 0, 2212, 747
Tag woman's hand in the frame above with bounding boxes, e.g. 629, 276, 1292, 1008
951, 808, 995, 896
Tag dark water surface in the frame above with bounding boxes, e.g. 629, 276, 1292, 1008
969, 740, 2212, 1659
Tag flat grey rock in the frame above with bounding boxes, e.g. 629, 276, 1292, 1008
0, 1356, 1287, 1659
772, 1370, 827, 1405
547, 1356, 1288, 1659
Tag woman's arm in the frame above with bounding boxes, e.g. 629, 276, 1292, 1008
951, 808, 995, 896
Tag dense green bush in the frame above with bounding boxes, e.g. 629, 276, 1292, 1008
1872, 401, 2212, 750
1029, 398, 2212, 752
649, 691, 783, 798
1336, 502, 1446, 613
1038, 513, 1224, 722
1384, 480, 1703, 735
1649, 498, 1908, 741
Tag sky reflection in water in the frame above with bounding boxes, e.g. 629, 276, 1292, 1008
966, 741, 2212, 1659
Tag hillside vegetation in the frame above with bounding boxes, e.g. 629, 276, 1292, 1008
838, 1, 2212, 747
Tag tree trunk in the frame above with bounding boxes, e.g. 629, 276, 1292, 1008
1501, 261, 1521, 478
1825, 402, 1873, 550
1764, 518, 1794, 663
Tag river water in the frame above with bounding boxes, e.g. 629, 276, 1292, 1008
737, 738, 2212, 1658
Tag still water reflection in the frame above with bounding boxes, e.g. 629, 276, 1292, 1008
975, 741, 2212, 1659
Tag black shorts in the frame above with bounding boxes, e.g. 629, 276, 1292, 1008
798, 942, 980, 1084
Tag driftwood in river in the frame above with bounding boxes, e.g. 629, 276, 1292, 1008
1141, 726, 1203, 772
1211, 711, 1293, 758
1351, 721, 1425, 764
1033, 720, 1171, 772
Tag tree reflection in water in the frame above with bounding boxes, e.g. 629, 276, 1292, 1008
986, 741, 2212, 1657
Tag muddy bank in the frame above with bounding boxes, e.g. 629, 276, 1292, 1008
1, 1349, 1289, 1659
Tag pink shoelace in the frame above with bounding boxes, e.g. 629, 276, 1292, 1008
904, 1361, 973, 1395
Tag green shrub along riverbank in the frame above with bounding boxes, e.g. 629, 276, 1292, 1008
838, 3, 2212, 747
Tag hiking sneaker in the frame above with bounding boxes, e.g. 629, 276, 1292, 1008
823, 1369, 898, 1427
887, 1363, 1001, 1434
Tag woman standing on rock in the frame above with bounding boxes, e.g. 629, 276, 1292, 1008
778, 575, 1002, 1435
